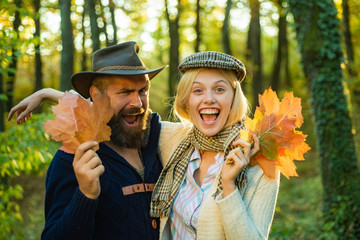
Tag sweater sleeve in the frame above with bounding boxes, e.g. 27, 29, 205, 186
215, 166, 280, 240
158, 121, 192, 166
41, 150, 99, 240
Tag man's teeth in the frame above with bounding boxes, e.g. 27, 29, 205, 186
123, 115, 138, 124
125, 113, 141, 116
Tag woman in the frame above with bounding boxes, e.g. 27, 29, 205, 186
8, 51, 279, 239
152, 52, 279, 239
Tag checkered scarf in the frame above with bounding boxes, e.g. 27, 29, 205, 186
150, 121, 247, 218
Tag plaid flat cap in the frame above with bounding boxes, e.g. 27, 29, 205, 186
178, 51, 246, 81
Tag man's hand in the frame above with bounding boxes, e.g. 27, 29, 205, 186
73, 141, 105, 199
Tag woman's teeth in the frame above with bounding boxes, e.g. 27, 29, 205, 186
200, 109, 219, 114
200, 109, 219, 121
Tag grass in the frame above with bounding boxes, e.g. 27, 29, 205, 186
270, 150, 323, 239
10, 173, 46, 240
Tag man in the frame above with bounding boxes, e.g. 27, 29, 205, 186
14, 41, 167, 240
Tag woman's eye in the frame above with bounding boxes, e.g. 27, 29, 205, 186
215, 87, 225, 92
193, 89, 202, 93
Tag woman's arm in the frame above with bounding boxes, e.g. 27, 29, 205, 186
217, 135, 278, 239
217, 167, 280, 240
7, 88, 64, 124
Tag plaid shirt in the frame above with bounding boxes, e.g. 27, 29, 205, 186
169, 148, 224, 240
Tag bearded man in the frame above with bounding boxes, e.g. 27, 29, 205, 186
39, 42, 167, 240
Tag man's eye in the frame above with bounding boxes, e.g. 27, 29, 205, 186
140, 89, 148, 94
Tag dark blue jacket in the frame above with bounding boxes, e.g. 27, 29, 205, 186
41, 113, 162, 240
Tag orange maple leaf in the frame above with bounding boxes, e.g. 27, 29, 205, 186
241, 88, 311, 179
44, 91, 114, 154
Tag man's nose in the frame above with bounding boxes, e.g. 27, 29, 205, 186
130, 93, 142, 108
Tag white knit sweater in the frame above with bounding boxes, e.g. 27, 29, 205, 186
158, 121, 280, 240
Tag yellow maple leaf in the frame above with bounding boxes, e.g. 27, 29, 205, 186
242, 88, 311, 179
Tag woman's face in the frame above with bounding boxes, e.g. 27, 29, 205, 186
187, 69, 234, 136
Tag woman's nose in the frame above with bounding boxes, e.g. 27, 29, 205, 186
204, 91, 215, 104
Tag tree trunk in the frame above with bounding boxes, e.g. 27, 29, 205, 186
81, 1, 88, 71
271, 0, 287, 91
0, 70, 4, 132
342, 0, 360, 187
288, 0, 360, 238
59, 0, 74, 91
109, 0, 118, 45
248, 0, 262, 111
284, 18, 292, 89
342, 0, 355, 77
165, 0, 181, 98
99, 1, 110, 47
245, 18, 252, 61
6, 0, 21, 111
34, 0, 43, 92
154, 15, 164, 64
222, 0, 232, 55
87, 0, 100, 52
195, 0, 201, 52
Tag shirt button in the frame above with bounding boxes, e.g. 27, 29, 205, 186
152, 219, 157, 229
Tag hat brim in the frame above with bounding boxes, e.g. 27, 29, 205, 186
71, 65, 168, 99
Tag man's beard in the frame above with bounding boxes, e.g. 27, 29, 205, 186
107, 107, 150, 149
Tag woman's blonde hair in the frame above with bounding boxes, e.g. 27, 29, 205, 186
173, 68, 249, 128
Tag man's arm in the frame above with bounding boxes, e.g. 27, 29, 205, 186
41, 142, 104, 240
7, 88, 64, 124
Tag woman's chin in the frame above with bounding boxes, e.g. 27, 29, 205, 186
197, 123, 223, 137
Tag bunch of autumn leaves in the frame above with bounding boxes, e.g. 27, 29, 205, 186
44, 88, 310, 180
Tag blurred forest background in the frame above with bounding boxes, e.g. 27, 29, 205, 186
1, 0, 360, 239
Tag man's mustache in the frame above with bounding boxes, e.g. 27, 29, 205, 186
119, 107, 145, 116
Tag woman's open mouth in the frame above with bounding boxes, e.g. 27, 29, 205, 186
199, 108, 219, 124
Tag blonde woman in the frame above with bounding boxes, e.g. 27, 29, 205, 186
152, 52, 279, 240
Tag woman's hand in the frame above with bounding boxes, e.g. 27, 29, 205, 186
7, 88, 64, 124
221, 134, 260, 197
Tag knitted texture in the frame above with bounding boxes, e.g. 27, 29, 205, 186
158, 122, 280, 240
178, 51, 246, 81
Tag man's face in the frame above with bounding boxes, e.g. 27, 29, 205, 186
104, 75, 150, 149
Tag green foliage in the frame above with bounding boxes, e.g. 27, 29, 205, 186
270, 151, 323, 239
0, 112, 59, 239
288, 0, 360, 238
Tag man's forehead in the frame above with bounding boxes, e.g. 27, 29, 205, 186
107, 75, 150, 87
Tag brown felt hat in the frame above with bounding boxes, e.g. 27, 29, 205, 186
71, 41, 168, 98
178, 51, 246, 81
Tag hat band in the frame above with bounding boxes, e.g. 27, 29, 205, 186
96, 65, 148, 72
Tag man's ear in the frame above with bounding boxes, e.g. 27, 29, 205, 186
89, 86, 101, 99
